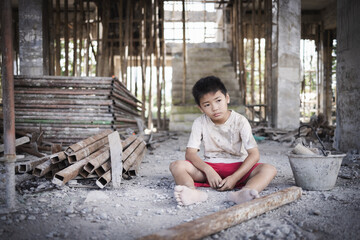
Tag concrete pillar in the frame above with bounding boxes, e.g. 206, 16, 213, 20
18, 0, 46, 75
335, 0, 360, 152
271, 0, 301, 130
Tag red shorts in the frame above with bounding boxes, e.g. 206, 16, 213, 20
187, 160, 261, 188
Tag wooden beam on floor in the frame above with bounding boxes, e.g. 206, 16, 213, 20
140, 186, 302, 240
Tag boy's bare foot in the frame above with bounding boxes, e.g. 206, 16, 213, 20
174, 185, 208, 206
227, 188, 260, 204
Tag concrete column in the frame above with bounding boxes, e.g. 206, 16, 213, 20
272, 0, 301, 130
335, 0, 360, 152
18, 0, 45, 75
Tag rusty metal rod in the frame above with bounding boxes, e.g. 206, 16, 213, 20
122, 137, 143, 161
33, 159, 53, 177
94, 160, 111, 177
121, 135, 137, 149
67, 137, 109, 163
53, 146, 110, 186
128, 146, 147, 176
123, 141, 146, 171
50, 152, 67, 164
65, 129, 113, 154
18, 156, 50, 173
95, 170, 111, 189
81, 146, 110, 177
1, 0, 16, 210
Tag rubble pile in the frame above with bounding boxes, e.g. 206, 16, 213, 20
16, 130, 146, 189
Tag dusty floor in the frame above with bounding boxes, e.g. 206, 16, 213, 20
0, 132, 359, 240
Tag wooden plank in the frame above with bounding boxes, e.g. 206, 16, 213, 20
108, 131, 123, 189
140, 187, 302, 240
0, 136, 30, 153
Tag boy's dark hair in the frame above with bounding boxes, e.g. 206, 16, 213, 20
192, 76, 228, 106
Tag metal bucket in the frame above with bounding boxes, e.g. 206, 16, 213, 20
288, 154, 345, 190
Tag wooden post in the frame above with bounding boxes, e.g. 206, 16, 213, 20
161, 0, 166, 130
181, 0, 186, 104
73, 0, 78, 76
135, 55, 139, 97
123, 0, 131, 85
118, 0, 123, 80
155, 0, 161, 130
264, 0, 272, 126
55, 0, 61, 75
237, 0, 245, 104
251, 1, 255, 105
65, 0, 69, 75
324, 30, 333, 124
140, 187, 302, 240
232, 1, 238, 73
85, 0, 90, 76
48, 0, 54, 75
140, 0, 147, 121
129, 1, 134, 91
96, 4, 100, 76
100, 0, 110, 76
148, 0, 154, 130
78, 0, 84, 75
258, 0, 262, 105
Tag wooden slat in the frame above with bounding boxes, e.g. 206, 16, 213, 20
140, 187, 302, 240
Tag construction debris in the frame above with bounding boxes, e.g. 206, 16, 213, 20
253, 115, 335, 153
0, 136, 30, 153
14, 130, 147, 189
0, 76, 142, 145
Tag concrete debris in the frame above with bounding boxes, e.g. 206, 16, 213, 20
84, 191, 109, 203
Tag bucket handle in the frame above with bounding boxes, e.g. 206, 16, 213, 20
297, 124, 329, 156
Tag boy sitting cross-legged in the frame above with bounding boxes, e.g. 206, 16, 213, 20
169, 76, 277, 206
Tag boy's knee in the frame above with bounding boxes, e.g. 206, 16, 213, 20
169, 160, 186, 173
257, 163, 277, 177
263, 163, 277, 177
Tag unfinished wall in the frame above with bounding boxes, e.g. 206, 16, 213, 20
335, 0, 360, 152
169, 43, 243, 131
272, 0, 301, 130
18, 0, 45, 75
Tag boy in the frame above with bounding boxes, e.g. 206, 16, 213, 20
169, 76, 277, 206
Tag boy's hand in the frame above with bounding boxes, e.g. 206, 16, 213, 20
204, 167, 223, 189
217, 175, 237, 191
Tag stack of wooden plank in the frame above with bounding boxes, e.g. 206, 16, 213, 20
25, 130, 146, 188
0, 75, 142, 145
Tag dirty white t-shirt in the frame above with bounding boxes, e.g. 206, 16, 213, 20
187, 110, 257, 163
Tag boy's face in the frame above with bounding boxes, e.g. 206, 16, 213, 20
198, 90, 230, 124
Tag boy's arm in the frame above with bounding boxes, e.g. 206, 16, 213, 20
185, 148, 223, 189
218, 147, 260, 191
